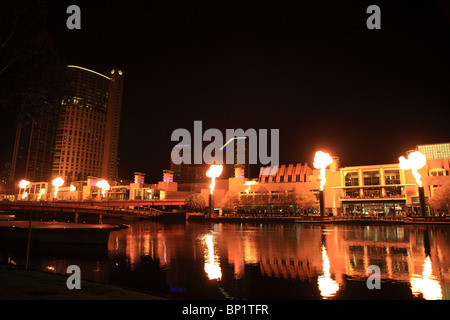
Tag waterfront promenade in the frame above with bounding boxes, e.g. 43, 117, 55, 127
0, 264, 167, 300
202, 215, 450, 225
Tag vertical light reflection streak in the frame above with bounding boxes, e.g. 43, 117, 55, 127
317, 245, 339, 299
203, 234, 222, 280
410, 256, 443, 300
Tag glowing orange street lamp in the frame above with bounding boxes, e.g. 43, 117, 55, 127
96, 180, 110, 198
52, 177, 64, 200
206, 164, 223, 217
37, 188, 46, 201
399, 151, 427, 217
19, 180, 31, 200
313, 151, 333, 217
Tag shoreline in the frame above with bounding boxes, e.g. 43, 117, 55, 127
0, 264, 169, 300
200, 216, 450, 225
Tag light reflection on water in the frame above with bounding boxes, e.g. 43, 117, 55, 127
202, 233, 222, 281
410, 256, 443, 300
0, 222, 449, 299
317, 245, 339, 299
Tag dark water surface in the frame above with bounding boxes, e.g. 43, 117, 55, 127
1, 221, 449, 300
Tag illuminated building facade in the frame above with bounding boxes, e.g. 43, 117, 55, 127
422, 158, 450, 199
335, 164, 415, 216
51, 65, 124, 182
237, 156, 448, 216
259, 163, 313, 184
416, 143, 450, 200
417, 143, 450, 160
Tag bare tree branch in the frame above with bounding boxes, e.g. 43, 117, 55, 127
0, 63, 8, 76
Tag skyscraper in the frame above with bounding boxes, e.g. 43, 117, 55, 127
51, 65, 124, 182
169, 137, 251, 183
9, 103, 59, 183
417, 143, 450, 160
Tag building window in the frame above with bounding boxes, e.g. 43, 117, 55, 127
296, 174, 300, 182
363, 171, 380, 186
344, 189, 360, 198
385, 169, 400, 185
385, 187, 402, 197
345, 172, 359, 186
364, 188, 381, 198
429, 168, 446, 177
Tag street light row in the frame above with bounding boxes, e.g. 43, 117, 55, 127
18, 177, 111, 200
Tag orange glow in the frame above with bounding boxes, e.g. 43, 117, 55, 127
313, 151, 333, 191
37, 188, 45, 201
96, 180, 110, 197
18, 180, 30, 189
410, 256, 443, 300
399, 151, 427, 187
203, 234, 222, 280
317, 245, 339, 299
19, 180, 31, 200
206, 164, 223, 194
52, 177, 64, 199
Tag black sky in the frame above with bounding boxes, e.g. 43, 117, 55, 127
43, 0, 450, 182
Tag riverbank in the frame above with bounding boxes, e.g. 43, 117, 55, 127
0, 264, 167, 300
202, 216, 450, 225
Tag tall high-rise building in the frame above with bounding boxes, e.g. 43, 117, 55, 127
9, 104, 59, 183
51, 65, 124, 182
417, 143, 450, 160
169, 137, 251, 183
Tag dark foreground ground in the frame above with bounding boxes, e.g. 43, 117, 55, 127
0, 264, 167, 300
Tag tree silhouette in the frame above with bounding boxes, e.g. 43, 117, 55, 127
186, 193, 206, 213
430, 181, 450, 215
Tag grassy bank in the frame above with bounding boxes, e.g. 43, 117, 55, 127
0, 264, 167, 300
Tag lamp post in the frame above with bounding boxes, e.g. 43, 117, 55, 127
19, 180, 30, 200
418, 186, 427, 218
206, 164, 223, 217
313, 151, 333, 217
399, 151, 427, 217
37, 188, 45, 201
96, 179, 110, 199
319, 190, 325, 217
52, 177, 64, 200
19, 178, 33, 271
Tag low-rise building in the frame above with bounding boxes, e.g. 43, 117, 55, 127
10, 143, 450, 217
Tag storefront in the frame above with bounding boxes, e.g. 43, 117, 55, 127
342, 200, 406, 216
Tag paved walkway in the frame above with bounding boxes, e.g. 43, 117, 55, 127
0, 265, 167, 300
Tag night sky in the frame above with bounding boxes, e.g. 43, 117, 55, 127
40, 1, 450, 181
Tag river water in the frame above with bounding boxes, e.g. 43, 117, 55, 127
1, 221, 449, 299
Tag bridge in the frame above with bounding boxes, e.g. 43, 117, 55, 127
0, 200, 188, 220
61, 199, 187, 208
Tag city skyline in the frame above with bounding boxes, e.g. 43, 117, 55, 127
1, 1, 450, 305
1, 1, 450, 184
